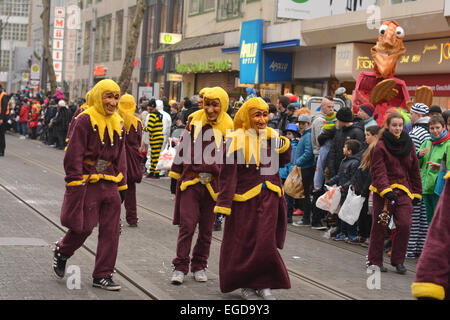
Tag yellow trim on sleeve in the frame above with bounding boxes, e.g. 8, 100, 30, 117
411, 282, 445, 300
275, 136, 290, 154
205, 183, 218, 201
180, 178, 200, 191
412, 193, 422, 200
118, 185, 128, 191
379, 187, 393, 197
67, 176, 89, 186
169, 171, 180, 180
214, 206, 231, 216
445, 171, 450, 179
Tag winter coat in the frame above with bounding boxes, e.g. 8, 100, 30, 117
279, 138, 299, 179
327, 154, 361, 191
294, 128, 315, 169
19, 105, 30, 123
27, 107, 40, 128
311, 113, 326, 156
52, 107, 71, 133
327, 123, 365, 177
418, 135, 450, 194
350, 143, 372, 198
410, 117, 431, 151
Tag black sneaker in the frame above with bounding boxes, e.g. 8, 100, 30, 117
93, 277, 121, 291
391, 263, 407, 275
311, 223, 327, 230
52, 249, 68, 279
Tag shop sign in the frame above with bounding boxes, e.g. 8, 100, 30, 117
176, 60, 232, 73
336, 38, 450, 80
167, 73, 183, 82
277, 0, 376, 20
239, 19, 263, 84
264, 51, 292, 82
160, 33, 182, 45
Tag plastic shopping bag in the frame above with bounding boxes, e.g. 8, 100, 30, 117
316, 185, 341, 214
284, 166, 305, 199
156, 143, 176, 171
338, 188, 365, 225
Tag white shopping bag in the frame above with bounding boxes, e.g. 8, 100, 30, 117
316, 185, 341, 214
156, 142, 176, 171
338, 188, 366, 225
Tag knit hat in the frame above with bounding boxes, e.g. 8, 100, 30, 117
429, 105, 442, 114
297, 114, 311, 123
284, 123, 300, 137
359, 103, 375, 117
336, 107, 353, 122
287, 103, 297, 112
411, 103, 429, 115
58, 100, 67, 108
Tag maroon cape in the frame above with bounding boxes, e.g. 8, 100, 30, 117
412, 175, 450, 300
215, 139, 292, 293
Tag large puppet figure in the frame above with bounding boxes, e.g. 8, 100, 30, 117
352, 20, 433, 126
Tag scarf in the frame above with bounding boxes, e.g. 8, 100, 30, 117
323, 112, 337, 130
431, 130, 450, 145
382, 129, 413, 158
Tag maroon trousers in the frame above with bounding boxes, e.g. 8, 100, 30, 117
172, 183, 216, 274
124, 181, 138, 225
57, 181, 121, 279
368, 191, 413, 266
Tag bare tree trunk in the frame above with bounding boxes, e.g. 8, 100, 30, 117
118, 0, 146, 95
41, 0, 57, 94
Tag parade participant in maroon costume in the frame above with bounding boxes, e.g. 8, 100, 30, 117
118, 94, 143, 227
368, 112, 422, 274
52, 79, 127, 291
411, 171, 450, 300
169, 87, 234, 285
214, 97, 292, 300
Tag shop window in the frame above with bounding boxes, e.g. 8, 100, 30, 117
189, 0, 215, 16
217, 0, 243, 21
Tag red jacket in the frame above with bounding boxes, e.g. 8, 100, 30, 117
19, 105, 30, 123
28, 107, 40, 128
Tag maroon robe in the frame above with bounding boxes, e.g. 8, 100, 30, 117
413, 176, 450, 300
169, 122, 223, 274
124, 121, 143, 183
215, 138, 292, 293
58, 113, 127, 279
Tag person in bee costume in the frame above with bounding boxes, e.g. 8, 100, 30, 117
169, 87, 234, 285
214, 97, 292, 300
118, 94, 143, 227
52, 79, 127, 291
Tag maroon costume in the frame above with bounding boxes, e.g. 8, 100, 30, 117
169, 122, 221, 274
123, 121, 143, 225
412, 173, 450, 300
368, 133, 422, 267
214, 138, 292, 293
56, 112, 127, 279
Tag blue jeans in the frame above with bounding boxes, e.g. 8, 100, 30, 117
20, 122, 27, 136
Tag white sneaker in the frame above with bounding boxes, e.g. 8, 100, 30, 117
193, 269, 208, 282
240, 288, 259, 300
171, 270, 184, 285
256, 288, 277, 300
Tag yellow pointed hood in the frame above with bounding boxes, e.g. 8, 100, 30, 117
227, 97, 279, 166
80, 79, 123, 144
188, 86, 234, 148
118, 94, 141, 133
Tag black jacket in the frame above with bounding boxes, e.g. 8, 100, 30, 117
52, 108, 71, 133
350, 142, 371, 198
327, 154, 361, 191
327, 123, 365, 177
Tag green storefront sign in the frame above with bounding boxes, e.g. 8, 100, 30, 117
176, 60, 232, 73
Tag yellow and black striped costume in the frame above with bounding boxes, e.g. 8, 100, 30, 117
143, 111, 164, 175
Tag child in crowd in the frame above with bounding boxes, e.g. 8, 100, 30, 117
327, 139, 362, 243
279, 123, 301, 224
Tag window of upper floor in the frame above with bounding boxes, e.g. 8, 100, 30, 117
216, 0, 244, 21
189, 0, 215, 16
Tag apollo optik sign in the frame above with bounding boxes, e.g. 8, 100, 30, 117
239, 19, 263, 84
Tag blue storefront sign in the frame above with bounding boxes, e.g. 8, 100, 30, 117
264, 51, 293, 82
239, 19, 263, 84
